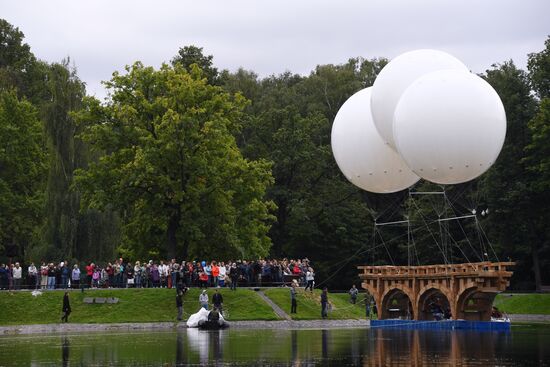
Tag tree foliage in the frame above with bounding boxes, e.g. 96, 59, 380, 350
0, 91, 47, 256
75, 62, 275, 260
528, 36, 550, 99
172, 45, 219, 85
1, 18, 549, 290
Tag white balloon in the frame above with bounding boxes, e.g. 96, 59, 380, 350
393, 70, 506, 185
331, 88, 420, 193
371, 49, 469, 149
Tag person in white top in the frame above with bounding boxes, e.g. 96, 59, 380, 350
28, 263, 38, 289
159, 261, 169, 288
199, 289, 209, 310
218, 262, 227, 287
304, 267, 315, 292
40, 262, 48, 289
12, 262, 22, 290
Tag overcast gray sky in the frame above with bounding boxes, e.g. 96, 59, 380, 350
2, 0, 548, 99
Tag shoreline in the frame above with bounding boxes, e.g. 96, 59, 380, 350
0, 319, 371, 335
2, 315, 549, 336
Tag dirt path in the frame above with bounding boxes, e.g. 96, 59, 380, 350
256, 290, 292, 320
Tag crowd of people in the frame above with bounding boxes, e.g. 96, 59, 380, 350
0, 257, 316, 291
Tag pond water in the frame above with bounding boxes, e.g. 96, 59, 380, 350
0, 325, 549, 366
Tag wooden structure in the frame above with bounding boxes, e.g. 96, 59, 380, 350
359, 262, 514, 321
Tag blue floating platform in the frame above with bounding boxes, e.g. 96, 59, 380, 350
371, 319, 511, 331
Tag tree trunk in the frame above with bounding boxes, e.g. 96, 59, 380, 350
532, 242, 542, 292
181, 239, 189, 260
166, 209, 181, 259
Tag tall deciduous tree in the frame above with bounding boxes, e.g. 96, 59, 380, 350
0, 91, 47, 256
220, 59, 387, 287
36, 61, 120, 262
0, 19, 49, 105
480, 61, 541, 289
523, 37, 550, 290
75, 62, 275, 260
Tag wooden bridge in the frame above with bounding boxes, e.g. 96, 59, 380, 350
358, 262, 514, 321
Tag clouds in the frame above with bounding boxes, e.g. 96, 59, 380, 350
2, 0, 548, 98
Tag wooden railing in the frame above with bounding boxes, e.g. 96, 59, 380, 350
358, 262, 515, 278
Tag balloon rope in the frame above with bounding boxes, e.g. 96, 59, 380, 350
444, 222, 473, 264
375, 228, 395, 265
444, 193, 483, 262
476, 217, 500, 262
410, 198, 449, 264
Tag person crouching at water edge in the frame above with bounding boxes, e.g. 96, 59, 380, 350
199, 289, 209, 310
290, 279, 298, 314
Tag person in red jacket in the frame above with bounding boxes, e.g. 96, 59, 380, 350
85, 262, 95, 289
211, 262, 220, 288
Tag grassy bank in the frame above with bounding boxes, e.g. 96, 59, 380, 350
494, 293, 550, 315
0, 288, 279, 325
2, 289, 547, 326
263, 288, 366, 320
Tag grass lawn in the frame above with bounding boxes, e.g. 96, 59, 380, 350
493, 293, 550, 315
0, 288, 279, 325
262, 288, 367, 320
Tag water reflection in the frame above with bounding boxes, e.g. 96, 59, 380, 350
367, 328, 515, 366
175, 330, 183, 366
61, 336, 69, 367
0, 325, 548, 366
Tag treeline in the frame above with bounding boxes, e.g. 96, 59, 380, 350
0, 19, 548, 289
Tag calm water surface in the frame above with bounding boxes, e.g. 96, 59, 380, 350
0, 325, 549, 366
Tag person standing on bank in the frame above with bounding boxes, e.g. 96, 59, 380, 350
176, 291, 183, 321
61, 292, 71, 322
364, 293, 371, 319
212, 289, 224, 315
290, 280, 298, 314
199, 289, 209, 310
12, 262, 22, 290
71, 264, 81, 289
28, 262, 38, 290
349, 284, 358, 304
321, 287, 329, 319
304, 267, 315, 292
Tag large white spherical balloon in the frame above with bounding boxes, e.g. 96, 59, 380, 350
393, 69, 506, 185
331, 88, 420, 193
371, 49, 469, 149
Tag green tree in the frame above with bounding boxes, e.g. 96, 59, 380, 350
34, 61, 120, 262
172, 45, 219, 85
0, 91, 47, 257
522, 37, 550, 289
480, 61, 541, 289
528, 36, 550, 99
220, 59, 388, 287
0, 19, 49, 104
75, 62, 275, 260
524, 98, 550, 290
